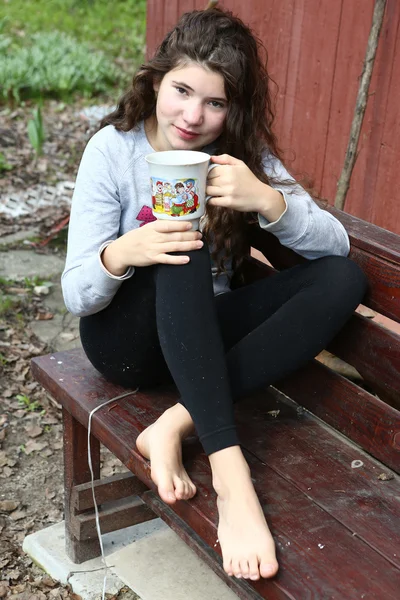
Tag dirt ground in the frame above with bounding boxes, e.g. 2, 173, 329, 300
0, 100, 131, 600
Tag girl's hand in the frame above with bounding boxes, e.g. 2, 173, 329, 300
102, 220, 203, 273
206, 154, 285, 220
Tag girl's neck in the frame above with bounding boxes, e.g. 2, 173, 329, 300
144, 116, 159, 151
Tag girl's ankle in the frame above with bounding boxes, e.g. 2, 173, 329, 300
210, 447, 252, 498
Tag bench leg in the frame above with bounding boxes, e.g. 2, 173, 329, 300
63, 408, 101, 563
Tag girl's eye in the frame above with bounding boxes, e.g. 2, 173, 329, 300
175, 87, 187, 95
209, 100, 225, 109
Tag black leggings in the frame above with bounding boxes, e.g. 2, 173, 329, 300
80, 245, 367, 455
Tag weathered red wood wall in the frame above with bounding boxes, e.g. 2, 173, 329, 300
146, 0, 400, 234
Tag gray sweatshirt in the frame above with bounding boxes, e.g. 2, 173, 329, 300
62, 121, 350, 317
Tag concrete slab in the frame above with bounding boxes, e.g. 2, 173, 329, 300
0, 249, 65, 281
0, 228, 40, 245
23, 519, 239, 600
109, 525, 239, 600
23, 521, 129, 600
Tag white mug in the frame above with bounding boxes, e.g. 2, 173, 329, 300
145, 150, 216, 230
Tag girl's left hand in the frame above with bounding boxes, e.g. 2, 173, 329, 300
206, 154, 273, 214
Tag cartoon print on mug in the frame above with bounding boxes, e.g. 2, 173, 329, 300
152, 179, 164, 212
171, 181, 188, 216
184, 178, 199, 214
163, 181, 175, 212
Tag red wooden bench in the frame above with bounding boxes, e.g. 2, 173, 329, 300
31, 204, 400, 600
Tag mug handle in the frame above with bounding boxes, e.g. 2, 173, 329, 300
206, 162, 218, 202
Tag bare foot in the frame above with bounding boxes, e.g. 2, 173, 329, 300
136, 404, 197, 505
211, 449, 279, 581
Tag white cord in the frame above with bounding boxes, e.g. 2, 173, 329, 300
86, 388, 139, 600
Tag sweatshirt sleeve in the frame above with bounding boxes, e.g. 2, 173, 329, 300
258, 153, 350, 259
61, 136, 134, 317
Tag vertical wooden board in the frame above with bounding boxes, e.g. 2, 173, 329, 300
278, 0, 342, 188
320, 0, 372, 205
146, 0, 165, 58
371, 1, 400, 232
229, 0, 295, 145
185, 0, 202, 12
348, 1, 396, 226
163, 0, 180, 36
317, 0, 400, 235
338, 1, 397, 230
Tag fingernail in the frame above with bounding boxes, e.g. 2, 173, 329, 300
168, 492, 175, 500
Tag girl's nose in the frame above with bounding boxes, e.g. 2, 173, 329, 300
183, 102, 204, 126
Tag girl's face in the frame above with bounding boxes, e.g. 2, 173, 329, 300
149, 62, 228, 152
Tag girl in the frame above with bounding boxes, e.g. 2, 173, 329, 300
62, 8, 367, 583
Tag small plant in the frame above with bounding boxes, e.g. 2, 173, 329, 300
0, 31, 120, 103
0, 294, 18, 316
0, 151, 13, 172
0, 276, 12, 286
16, 393, 45, 414
27, 103, 45, 157
23, 275, 45, 289
0, 352, 8, 366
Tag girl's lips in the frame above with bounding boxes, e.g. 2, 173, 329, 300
175, 126, 200, 140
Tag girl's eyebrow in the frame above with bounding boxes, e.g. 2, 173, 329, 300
172, 80, 226, 102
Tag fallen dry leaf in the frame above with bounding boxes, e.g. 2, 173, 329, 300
0, 466, 13, 477
41, 449, 54, 458
9, 510, 26, 521
25, 425, 43, 438
24, 440, 48, 455
41, 576, 56, 588
45, 489, 56, 500
378, 472, 394, 481
35, 312, 54, 321
0, 500, 19, 512
7, 569, 21, 580
0, 451, 8, 467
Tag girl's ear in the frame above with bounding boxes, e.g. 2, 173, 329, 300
153, 78, 161, 93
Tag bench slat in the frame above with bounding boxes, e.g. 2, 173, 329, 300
234, 389, 400, 567
243, 256, 400, 408
274, 359, 400, 474
324, 204, 400, 264
327, 312, 400, 406
248, 224, 400, 324
171, 445, 400, 599
31, 350, 400, 599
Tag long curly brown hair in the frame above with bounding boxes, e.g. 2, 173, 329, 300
100, 7, 287, 276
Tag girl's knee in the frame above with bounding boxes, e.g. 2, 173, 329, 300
315, 255, 368, 302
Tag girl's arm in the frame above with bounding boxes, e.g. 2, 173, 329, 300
61, 136, 134, 318
258, 153, 350, 259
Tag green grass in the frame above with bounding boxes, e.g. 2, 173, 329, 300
0, 0, 147, 102
0, 0, 146, 62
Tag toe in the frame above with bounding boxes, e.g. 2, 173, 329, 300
260, 560, 278, 579
248, 555, 260, 580
224, 558, 233, 577
174, 476, 185, 500
181, 480, 189, 500
239, 559, 250, 579
157, 475, 176, 504
232, 558, 242, 578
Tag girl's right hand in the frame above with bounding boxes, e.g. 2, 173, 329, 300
102, 220, 204, 273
